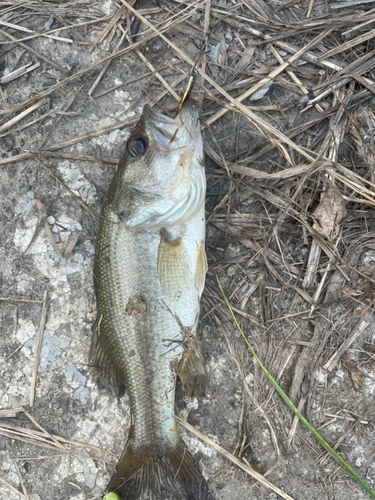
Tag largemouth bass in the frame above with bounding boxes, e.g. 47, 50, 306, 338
92, 99, 212, 500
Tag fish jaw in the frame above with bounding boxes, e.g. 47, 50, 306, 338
112, 99, 204, 231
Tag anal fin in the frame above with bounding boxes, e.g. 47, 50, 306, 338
90, 315, 124, 389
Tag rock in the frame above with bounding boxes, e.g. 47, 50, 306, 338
1, 135, 14, 152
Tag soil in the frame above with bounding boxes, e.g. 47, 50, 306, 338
1, 2, 375, 500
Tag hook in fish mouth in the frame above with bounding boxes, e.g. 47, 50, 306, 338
141, 98, 199, 154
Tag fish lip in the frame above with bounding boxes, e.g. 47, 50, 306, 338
178, 98, 198, 115
143, 98, 199, 124
143, 104, 176, 124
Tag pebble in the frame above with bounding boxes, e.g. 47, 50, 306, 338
65, 365, 87, 386
227, 265, 237, 276
45, 250, 60, 266
209, 43, 222, 64
44, 17, 54, 30
73, 386, 91, 404
250, 82, 271, 101
1, 135, 14, 152
259, 51, 267, 63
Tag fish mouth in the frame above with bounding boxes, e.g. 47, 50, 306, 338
143, 98, 199, 149
143, 98, 199, 125
176, 98, 198, 121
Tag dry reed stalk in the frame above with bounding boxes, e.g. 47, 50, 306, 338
29, 289, 47, 407
0, 99, 49, 133
323, 319, 369, 372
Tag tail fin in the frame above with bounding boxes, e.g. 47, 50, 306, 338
106, 437, 213, 500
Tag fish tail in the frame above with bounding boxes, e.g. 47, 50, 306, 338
106, 436, 213, 500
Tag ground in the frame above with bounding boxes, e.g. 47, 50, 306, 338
1, 1, 375, 500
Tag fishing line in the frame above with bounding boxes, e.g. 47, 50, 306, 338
176, 0, 223, 116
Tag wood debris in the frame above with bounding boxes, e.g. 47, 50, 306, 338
342, 357, 363, 390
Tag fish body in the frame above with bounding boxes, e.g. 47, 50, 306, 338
93, 99, 212, 499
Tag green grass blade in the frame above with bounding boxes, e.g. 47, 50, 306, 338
217, 278, 375, 499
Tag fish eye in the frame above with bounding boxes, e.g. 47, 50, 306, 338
127, 134, 149, 157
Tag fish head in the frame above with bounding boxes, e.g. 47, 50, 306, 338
113, 99, 205, 230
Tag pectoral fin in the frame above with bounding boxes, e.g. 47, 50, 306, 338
175, 338, 209, 398
195, 241, 207, 298
157, 229, 191, 299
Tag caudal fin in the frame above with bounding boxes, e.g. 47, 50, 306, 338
106, 437, 213, 500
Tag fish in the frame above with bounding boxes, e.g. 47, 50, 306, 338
92, 98, 213, 500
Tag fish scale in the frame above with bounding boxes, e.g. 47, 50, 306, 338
96, 218, 175, 447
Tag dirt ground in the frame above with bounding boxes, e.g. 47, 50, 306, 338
1, 1, 375, 500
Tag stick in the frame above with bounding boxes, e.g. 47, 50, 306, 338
0, 62, 40, 84
14, 462, 30, 500
29, 289, 48, 407
0, 475, 26, 499
0, 19, 72, 43
88, 32, 126, 96
37, 86, 82, 149
0, 99, 48, 134
323, 319, 369, 372
35, 157, 97, 219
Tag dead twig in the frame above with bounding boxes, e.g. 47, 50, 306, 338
29, 289, 48, 407
324, 319, 369, 372
0, 98, 49, 134
13, 462, 30, 500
